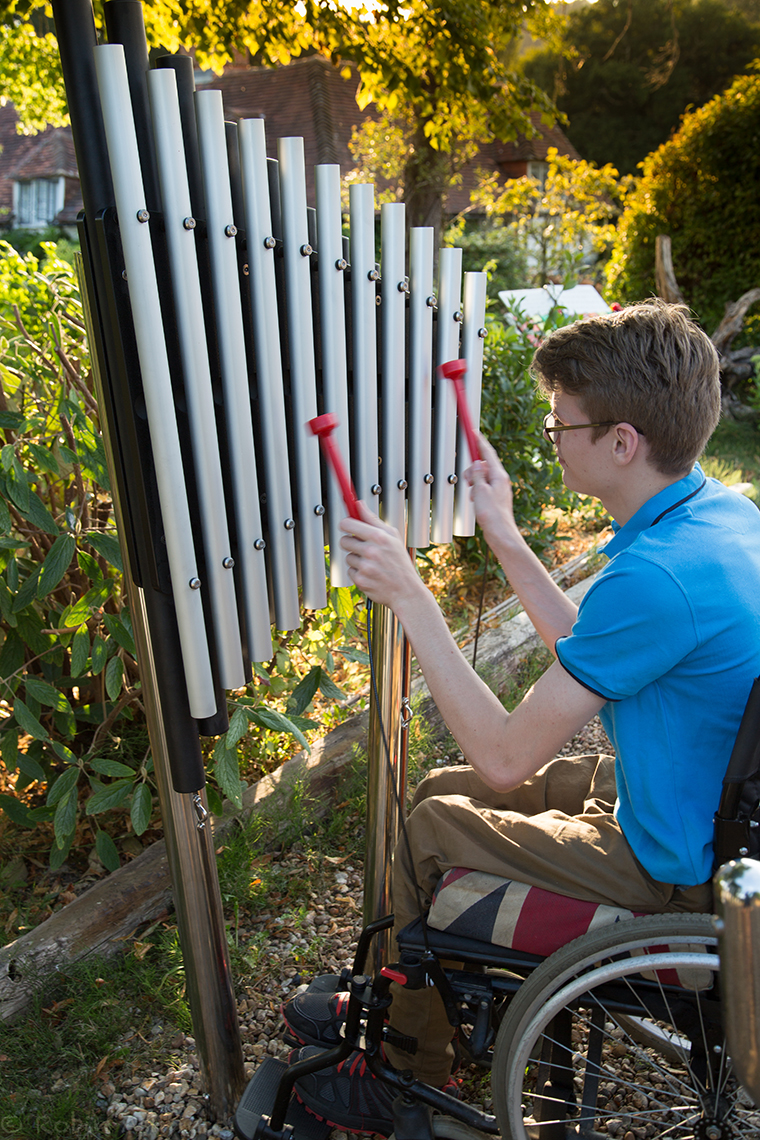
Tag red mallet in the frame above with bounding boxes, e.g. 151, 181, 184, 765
308, 414, 361, 520
438, 358, 481, 463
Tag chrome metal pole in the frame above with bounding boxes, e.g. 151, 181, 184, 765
364, 594, 413, 972
715, 858, 760, 1106
77, 260, 245, 1119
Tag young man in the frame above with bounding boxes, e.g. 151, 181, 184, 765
286, 301, 760, 1133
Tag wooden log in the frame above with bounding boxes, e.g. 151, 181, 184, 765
711, 288, 760, 356
655, 235, 686, 305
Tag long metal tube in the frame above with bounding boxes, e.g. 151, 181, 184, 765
237, 117, 301, 632
349, 184, 380, 513
407, 227, 435, 549
278, 136, 327, 612
431, 248, 463, 544
380, 203, 407, 537
454, 272, 488, 536
364, 598, 412, 971
147, 68, 246, 688
192, 91, 275, 660
315, 164, 352, 587
94, 43, 216, 718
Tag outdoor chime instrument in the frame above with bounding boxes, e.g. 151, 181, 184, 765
50, 0, 486, 1114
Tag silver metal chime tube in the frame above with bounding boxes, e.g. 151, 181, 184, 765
278, 136, 327, 612
94, 43, 217, 719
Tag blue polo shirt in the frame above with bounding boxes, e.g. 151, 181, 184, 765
556, 463, 760, 887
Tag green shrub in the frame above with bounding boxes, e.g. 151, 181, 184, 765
443, 217, 528, 301
474, 306, 579, 562
605, 67, 760, 333
0, 241, 363, 875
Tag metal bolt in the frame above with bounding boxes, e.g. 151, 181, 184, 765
243, 264, 250, 276
253, 538, 266, 551
740, 846, 749, 856
222, 556, 235, 569
397, 479, 408, 490
424, 473, 434, 485
371, 483, 382, 496
478, 326, 487, 339
284, 518, 295, 530
398, 278, 410, 294
136, 208, 150, 223
225, 224, 237, 238
264, 236, 276, 250
368, 269, 380, 282
448, 474, 458, 485
335, 258, 348, 271
189, 577, 201, 590
183, 216, 196, 230
426, 295, 438, 308
453, 310, 463, 323
300, 243, 313, 257
314, 504, 325, 516
121, 269, 128, 281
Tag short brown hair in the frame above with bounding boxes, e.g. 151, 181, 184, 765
530, 300, 720, 475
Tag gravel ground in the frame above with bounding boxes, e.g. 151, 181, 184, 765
101, 719, 613, 1140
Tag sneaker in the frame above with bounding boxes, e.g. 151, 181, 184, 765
281, 987, 351, 1048
290, 1045, 395, 1136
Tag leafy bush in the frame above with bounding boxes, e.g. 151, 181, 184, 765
0, 242, 364, 874
443, 217, 528, 301
605, 67, 760, 333
473, 305, 580, 562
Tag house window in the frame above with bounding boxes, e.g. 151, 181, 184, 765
15, 178, 64, 227
527, 161, 549, 186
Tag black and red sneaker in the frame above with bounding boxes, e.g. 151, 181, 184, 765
281, 986, 351, 1048
291, 1045, 396, 1136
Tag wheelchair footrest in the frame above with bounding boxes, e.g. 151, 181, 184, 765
234, 1057, 331, 1140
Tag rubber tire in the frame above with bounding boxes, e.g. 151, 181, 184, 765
490, 913, 757, 1139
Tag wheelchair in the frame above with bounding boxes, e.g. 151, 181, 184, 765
234, 686, 760, 1140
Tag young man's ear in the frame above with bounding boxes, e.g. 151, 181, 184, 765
610, 423, 641, 467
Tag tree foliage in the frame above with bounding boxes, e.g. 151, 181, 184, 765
0, 0, 559, 235
523, 0, 760, 175
605, 67, 760, 331
471, 148, 632, 289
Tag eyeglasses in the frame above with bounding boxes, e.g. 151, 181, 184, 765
542, 412, 618, 445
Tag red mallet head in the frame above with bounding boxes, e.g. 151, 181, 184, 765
307, 414, 361, 520
438, 358, 481, 463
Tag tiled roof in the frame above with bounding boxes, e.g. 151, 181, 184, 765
199, 56, 370, 201
8, 126, 79, 179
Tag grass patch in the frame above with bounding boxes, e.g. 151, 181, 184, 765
705, 418, 760, 484
0, 928, 191, 1140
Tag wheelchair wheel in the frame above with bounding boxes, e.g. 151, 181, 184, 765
492, 913, 759, 1139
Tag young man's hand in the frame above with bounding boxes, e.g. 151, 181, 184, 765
465, 436, 523, 553
339, 502, 424, 615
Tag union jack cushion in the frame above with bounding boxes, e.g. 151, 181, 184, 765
428, 867, 639, 956
427, 867, 713, 989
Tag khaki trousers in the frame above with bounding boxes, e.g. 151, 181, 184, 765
383, 755, 712, 1084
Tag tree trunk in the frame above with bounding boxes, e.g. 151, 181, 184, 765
402, 124, 451, 246
655, 235, 686, 305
